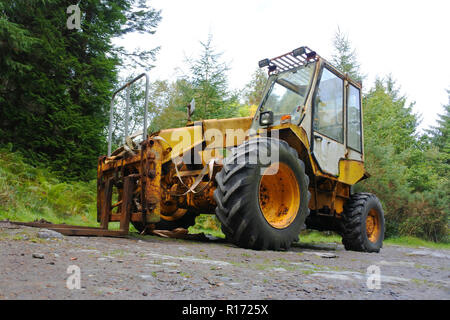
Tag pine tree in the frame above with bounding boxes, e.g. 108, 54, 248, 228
426, 90, 450, 157
0, 3, 37, 78
331, 27, 364, 83
364, 76, 419, 154
114, 0, 161, 71
185, 34, 240, 120
0, 0, 161, 180
361, 78, 449, 240
244, 68, 268, 106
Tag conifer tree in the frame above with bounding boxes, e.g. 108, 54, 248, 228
331, 27, 364, 83
426, 90, 450, 157
185, 34, 240, 120
244, 68, 268, 107
0, 0, 161, 180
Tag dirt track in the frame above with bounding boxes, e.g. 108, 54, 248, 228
0, 221, 449, 300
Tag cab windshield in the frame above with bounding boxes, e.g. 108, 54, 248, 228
260, 62, 315, 120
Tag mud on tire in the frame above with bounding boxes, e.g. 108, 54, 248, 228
213, 138, 310, 251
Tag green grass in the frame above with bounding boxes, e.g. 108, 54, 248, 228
188, 226, 225, 238
0, 148, 98, 227
384, 236, 450, 250
188, 214, 225, 238
298, 230, 450, 250
298, 230, 342, 244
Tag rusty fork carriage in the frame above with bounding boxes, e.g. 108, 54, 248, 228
13, 73, 157, 237
97, 72, 165, 235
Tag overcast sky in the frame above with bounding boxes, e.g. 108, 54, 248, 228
117, 0, 450, 131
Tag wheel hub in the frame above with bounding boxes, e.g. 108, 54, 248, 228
366, 209, 380, 243
258, 162, 300, 229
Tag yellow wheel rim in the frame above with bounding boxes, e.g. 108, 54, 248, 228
366, 209, 381, 243
258, 162, 300, 229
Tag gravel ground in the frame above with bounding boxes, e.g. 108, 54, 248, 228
0, 221, 449, 300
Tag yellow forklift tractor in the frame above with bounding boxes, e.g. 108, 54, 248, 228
97, 46, 385, 252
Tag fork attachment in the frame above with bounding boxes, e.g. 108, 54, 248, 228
96, 138, 163, 233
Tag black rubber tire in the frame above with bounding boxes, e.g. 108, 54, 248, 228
341, 192, 385, 253
132, 211, 198, 234
214, 138, 310, 251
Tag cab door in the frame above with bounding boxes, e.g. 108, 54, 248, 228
311, 66, 346, 176
346, 83, 363, 161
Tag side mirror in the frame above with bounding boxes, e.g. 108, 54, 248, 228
259, 111, 274, 126
187, 98, 195, 121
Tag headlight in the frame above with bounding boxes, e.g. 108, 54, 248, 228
292, 47, 306, 57
258, 58, 270, 68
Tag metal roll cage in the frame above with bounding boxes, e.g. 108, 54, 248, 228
107, 73, 150, 156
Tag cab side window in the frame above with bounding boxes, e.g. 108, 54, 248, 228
347, 84, 362, 152
313, 68, 344, 143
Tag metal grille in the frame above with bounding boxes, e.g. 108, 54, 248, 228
268, 46, 317, 75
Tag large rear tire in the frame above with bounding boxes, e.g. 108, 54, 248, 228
214, 138, 310, 251
341, 193, 385, 253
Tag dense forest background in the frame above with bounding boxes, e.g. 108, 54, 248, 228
0, 1, 448, 242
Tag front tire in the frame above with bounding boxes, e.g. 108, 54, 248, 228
341, 193, 385, 252
214, 138, 310, 251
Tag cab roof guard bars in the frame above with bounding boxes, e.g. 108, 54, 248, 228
259, 46, 317, 75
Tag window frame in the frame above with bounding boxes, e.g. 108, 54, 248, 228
257, 62, 317, 125
311, 64, 345, 144
346, 83, 363, 153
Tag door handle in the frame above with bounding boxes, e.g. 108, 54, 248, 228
314, 135, 323, 142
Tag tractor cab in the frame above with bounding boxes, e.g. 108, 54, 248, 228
252, 46, 364, 177
253, 48, 317, 129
